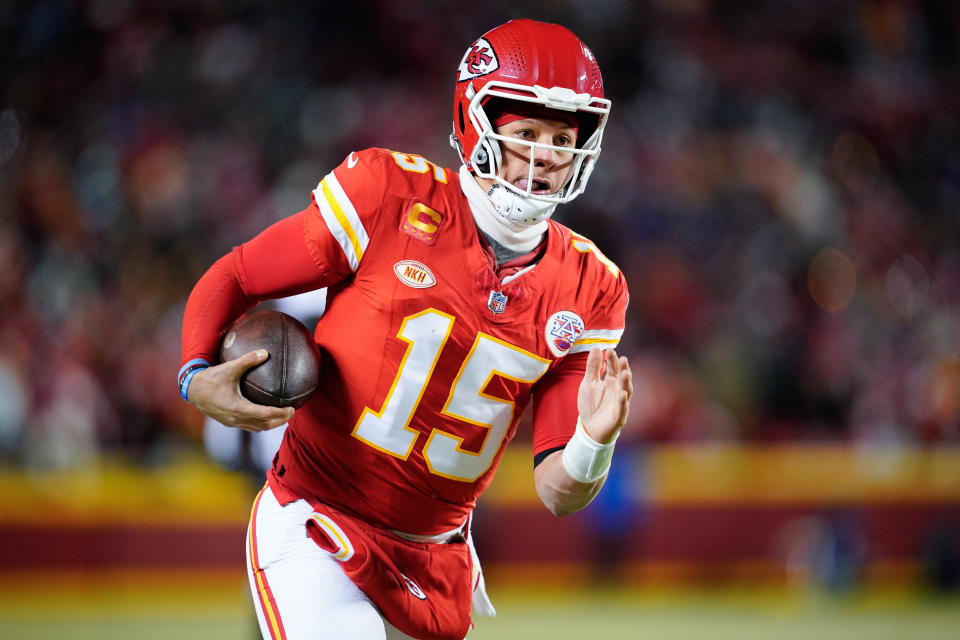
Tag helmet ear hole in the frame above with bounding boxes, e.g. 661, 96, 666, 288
476, 147, 488, 167
458, 102, 465, 135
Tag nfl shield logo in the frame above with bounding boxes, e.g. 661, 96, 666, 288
488, 290, 508, 314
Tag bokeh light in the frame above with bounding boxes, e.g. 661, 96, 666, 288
808, 247, 857, 313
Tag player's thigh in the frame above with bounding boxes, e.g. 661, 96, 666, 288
247, 486, 388, 640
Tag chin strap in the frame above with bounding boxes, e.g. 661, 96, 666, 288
485, 183, 558, 225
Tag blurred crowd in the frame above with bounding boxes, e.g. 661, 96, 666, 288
1, 0, 958, 468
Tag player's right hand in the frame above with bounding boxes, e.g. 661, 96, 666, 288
187, 350, 296, 432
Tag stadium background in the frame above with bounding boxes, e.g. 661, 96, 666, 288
0, 0, 958, 637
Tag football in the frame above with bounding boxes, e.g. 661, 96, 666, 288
219, 310, 321, 409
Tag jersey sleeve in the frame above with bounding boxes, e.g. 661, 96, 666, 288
304, 148, 388, 277
181, 147, 392, 368
530, 242, 630, 458
531, 352, 588, 457
568, 236, 629, 356
180, 210, 331, 366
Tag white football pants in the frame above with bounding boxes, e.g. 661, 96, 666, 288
246, 484, 419, 640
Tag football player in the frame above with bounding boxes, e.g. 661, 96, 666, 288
179, 19, 632, 640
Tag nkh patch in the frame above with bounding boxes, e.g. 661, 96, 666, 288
393, 260, 436, 289
457, 37, 499, 81
545, 310, 585, 357
488, 290, 508, 314
400, 200, 442, 245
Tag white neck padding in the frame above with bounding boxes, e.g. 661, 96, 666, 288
459, 166, 547, 254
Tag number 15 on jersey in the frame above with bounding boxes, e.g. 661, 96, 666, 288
352, 309, 550, 482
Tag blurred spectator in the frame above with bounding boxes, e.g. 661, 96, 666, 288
923, 517, 960, 593
1, 0, 958, 467
776, 509, 867, 592
577, 443, 648, 585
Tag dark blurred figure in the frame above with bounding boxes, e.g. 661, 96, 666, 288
579, 445, 646, 584
819, 508, 867, 593
923, 517, 960, 592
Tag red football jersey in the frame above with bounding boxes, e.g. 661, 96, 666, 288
271, 148, 627, 534
182, 147, 628, 535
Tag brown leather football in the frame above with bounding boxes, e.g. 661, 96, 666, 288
219, 310, 321, 409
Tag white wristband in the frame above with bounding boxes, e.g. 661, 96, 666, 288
561, 418, 618, 484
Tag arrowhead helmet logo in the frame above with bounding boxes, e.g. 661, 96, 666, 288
457, 38, 499, 81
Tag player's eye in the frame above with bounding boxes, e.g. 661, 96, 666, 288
554, 134, 573, 147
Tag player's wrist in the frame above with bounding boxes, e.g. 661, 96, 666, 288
178, 358, 211, 402
561, 417, 618, 484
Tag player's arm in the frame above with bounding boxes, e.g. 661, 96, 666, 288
180, 149, 386, 430
181, 210, 339, 431
532, 347, 632, 516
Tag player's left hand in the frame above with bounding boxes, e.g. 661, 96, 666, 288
577, 348, 633, 444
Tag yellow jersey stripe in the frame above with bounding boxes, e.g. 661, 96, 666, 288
311, 172, 369, 272
311, 513, 354, 561
322, 179, 364, 267
324, 171, 369, 248
569, 328, 623, 354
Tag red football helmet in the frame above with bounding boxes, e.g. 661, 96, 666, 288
451, 19, 610, 204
